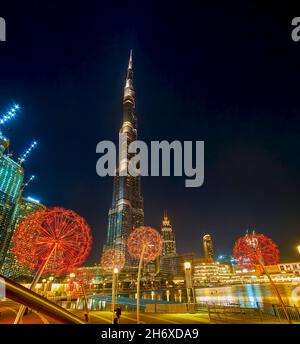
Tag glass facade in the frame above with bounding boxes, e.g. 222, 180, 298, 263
0, 136, 24, 269
1, 197, 45, 279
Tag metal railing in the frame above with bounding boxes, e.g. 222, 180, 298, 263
195, 300, 300, 323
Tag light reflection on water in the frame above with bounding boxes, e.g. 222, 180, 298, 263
60, 283, 300, 311
195, 283, 300, 307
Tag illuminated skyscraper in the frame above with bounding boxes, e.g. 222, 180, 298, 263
203, 234, 215, 261
1, 196, 45, 279
161, 212, 176, 258
0, 133, 24, 268
160, 213, 180, 277
103, 51, 144, 264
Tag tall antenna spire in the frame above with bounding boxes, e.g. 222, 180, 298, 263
124, 50, 135, 101
128, 49, 133, 70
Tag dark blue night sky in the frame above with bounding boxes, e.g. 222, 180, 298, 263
1, 1, 300, 264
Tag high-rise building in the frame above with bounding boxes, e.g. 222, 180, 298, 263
1, 196, 45, 279
203, 234, 214, 261
161, 212, 176, 258
103, 51, 144, 264
0, 133, 24, 269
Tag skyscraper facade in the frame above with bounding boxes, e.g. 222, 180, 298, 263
0, 133, 24, 269
161, 213, 177, 258
203, 234, 215, 261
160, 213, 180, 277
1, 196, 45, 279
103, 52, 144, 264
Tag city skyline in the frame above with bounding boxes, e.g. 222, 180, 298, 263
0, 2, 300, 265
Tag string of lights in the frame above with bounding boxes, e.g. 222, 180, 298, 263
0, 104, 20, 125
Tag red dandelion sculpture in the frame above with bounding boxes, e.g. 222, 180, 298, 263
233, 232, 280, 268
12, 207, 92, 275
233, 232, 291, 324
127, 226, 162, 324
12, 207, 92, 324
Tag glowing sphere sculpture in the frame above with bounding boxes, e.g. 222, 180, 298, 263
73, 268, 95, 286
127, 226, 162, 262
101, 248, 125, 272
233, 233, 280, 268
11, 207, 93, 275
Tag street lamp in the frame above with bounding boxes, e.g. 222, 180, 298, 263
42, 279, 47, 293
297, 245, 300, 255
112, 267, 119, 323
184, 261, 193, 305
48, 276, 54, 295
184, 262, 191, 270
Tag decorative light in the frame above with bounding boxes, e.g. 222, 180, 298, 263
127, 226, 162, 262
233, 233, 280, 268
23, 175, 36, 189
184, 261, 191, 270
27, 196, 40, 204
11, 207, 93, 275
0, 104, 20, 125
101, 248, 125, 272
19, 141, 38, 163
233, 232, 291, 324
127, 226, 162, 324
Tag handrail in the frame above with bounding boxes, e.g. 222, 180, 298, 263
0, 274, 86, 324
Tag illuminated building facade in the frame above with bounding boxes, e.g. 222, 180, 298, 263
160, 253, 195, 280
193, 260, 232, 286
103, 51, 144, 265
1, 196, 45, 279
161, 212, 176, 258
203, 234, 215, 261
0, 133, 24, 269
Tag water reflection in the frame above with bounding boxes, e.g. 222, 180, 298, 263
57, 283, 300, 311
195, 284, 300, 307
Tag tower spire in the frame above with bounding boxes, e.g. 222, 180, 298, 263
128, 49, 133, 70
124, 50, 135, 101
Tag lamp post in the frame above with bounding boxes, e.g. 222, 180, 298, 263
111, 267, 119, 323
184, 261, 193, 305
47, 276, 54, 298
42, 279, 47, 294
100, 248, 125, 323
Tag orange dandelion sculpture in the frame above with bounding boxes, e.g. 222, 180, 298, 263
101, 247, 125, 323
127, 226, 162, 324
101, 247, 125, 272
